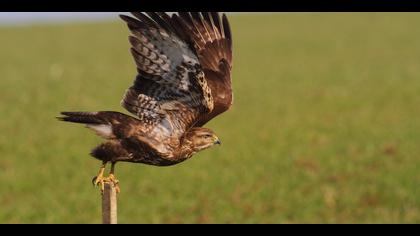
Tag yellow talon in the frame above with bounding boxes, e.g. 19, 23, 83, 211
108, 174, 121, 194
91, 162, 120, 194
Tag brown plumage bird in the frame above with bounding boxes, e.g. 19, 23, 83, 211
58, 12, 233, 193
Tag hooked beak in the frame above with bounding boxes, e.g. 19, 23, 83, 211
214, 139, 221, 145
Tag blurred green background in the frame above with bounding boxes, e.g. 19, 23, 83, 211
0, 13, 419, 223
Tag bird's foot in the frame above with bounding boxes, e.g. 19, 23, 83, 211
108, 174, 121, 194
92, 174, 106, 194
92, 174, 120, 194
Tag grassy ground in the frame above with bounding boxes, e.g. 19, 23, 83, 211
0, 13, 420, 223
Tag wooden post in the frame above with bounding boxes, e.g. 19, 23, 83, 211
102, 182, 117, 224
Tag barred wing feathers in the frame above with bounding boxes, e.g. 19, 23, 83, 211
119, 13, 214, 138
175, 12, 233, 126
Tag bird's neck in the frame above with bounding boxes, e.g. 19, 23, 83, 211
175, 136, 197, 160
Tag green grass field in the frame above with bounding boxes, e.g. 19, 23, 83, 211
1, 13, 420, 223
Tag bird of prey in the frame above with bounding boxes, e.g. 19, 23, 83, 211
58, 12, 233, 193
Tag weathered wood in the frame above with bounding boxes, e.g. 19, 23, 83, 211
102, 182, 117, 224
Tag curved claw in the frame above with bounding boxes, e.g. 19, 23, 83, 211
92, 176, 98, 186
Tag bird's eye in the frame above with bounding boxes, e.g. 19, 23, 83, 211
204, 134, 212, 138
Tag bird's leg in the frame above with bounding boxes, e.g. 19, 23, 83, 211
92, 161, 107, 193
108, 162, 120, 194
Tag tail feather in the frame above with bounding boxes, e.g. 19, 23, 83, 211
57, 111, 136, 139
57, 112, 105, 125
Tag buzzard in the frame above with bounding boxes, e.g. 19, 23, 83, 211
58, 12, 233, 193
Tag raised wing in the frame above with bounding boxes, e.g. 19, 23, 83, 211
119, 13, 214, 138
175, 12, 233, 126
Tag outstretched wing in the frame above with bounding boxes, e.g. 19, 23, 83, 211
119, 13, 214, 139
175, 12, 233, 126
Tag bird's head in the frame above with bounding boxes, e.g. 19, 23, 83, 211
185, 127, 221, 152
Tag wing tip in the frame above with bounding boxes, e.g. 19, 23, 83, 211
222, 13, 232, 40
119, 14, 133, 23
